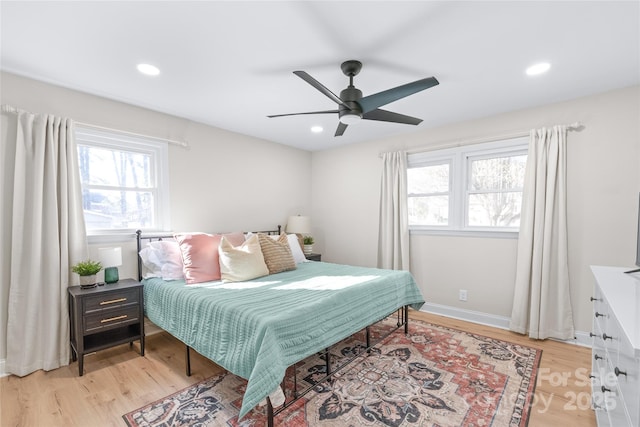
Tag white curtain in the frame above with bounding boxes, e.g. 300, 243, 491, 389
377, 151, 410, 270
1, 106, 88, 376
509, 125, 574, 340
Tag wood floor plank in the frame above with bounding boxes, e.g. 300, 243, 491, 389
1, 311, 596, 426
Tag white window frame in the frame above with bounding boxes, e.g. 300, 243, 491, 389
75, 126, 170, 243
408, 136, 528, 238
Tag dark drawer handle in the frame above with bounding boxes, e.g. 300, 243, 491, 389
601, 385, 611, 393
590, 296, 601, 302
595, 312, 605, 318
101, 314, 128, 323
594, 354, 603, 360
100, 297, 127, 305
589, 332, 598, 338
614, 367, 627, 377
602, 333, 612, 341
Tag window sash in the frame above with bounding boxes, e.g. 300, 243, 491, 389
75, 126, 170, 234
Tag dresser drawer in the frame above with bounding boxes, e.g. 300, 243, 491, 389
84, 305, 141, 334
83, 288, 140, 314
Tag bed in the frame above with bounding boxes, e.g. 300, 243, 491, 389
136, 229, 425, 423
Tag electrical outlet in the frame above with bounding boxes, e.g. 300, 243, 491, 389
459, 290, 468, 301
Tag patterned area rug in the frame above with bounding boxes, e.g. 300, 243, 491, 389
123, 318, 541, 427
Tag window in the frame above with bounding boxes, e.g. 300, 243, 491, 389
408, 137, 528, 235
75, 126, 170, 235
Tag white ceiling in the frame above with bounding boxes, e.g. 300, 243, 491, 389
1, 1, 639, 151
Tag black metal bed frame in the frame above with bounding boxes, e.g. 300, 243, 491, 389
135, 227, 281, 281
135, 228, 410, 426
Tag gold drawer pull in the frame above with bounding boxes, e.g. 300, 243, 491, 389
101, 315, 128, 323
100, 297, 127, 305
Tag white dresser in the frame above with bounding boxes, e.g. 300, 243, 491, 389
590, 266, 640, 427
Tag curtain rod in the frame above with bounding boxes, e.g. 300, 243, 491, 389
2, 104, 189, 149
1, 104, 28, 114
380, 121, 584, 158
76, 121, 190, 149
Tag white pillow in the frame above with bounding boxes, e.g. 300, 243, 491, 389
287, 234, 308, 264
219, 234, 269, 282
139, 240, 184, 280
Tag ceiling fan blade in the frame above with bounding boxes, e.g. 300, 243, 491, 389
357, 77, 439, 114
363, 108, 423, 125
267, 110, 338, 118
335, 122, 348, 136
293, 71, 351, 109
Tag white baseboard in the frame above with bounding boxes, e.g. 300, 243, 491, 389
420, 302, 591, 348
0, 359, 6, 378
420, 302, 512, 329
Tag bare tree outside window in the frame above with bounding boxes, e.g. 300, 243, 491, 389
467, 155, 526, 227
78, 145, 154, 230
408, 163, 450, 226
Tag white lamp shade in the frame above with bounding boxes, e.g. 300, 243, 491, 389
98, 247, 122, 268
286, 215, 311, 235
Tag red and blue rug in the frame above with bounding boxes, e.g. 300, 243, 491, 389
123, 318, 541, 426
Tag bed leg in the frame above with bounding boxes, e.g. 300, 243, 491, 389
293, 362, 298, 398
325, 347, 331, 377
267, 397, 274, 427
185, 345, 192, 377
404, 305, 409, 335
366, 326, 371, 353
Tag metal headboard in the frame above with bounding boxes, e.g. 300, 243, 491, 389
135, 226, 282, 281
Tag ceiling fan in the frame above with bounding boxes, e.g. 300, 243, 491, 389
268, 60, 439, 136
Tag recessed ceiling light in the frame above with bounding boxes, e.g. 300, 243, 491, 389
311, 126, 323, 133
137, 63, 160, 76
526, 62, 551, 76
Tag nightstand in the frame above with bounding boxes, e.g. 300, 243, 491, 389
305, 253, 321, 261
68, 279, 144, 376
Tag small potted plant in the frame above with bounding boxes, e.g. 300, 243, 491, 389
303, 236, 314, 255
72, 259, 102, 289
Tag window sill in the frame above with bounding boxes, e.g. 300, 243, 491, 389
409, 228, 519, 239
87, 230, 172, 245
87, 232, 138, 245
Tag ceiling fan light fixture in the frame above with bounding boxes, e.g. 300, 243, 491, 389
311, 125, 323, 133
339, 112, 361, 125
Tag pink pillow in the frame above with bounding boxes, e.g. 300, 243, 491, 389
174, 232, 245, 284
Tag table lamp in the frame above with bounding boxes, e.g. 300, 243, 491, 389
99, 247, 122, 284
286, 215, 311, 235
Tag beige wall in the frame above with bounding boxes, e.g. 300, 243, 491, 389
312, 85, 640, 334
0, 72, 312, 363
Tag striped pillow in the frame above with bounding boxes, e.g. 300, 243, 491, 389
258, 233, 296, 274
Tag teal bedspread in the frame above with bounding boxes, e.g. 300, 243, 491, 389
143, 261, 424, 418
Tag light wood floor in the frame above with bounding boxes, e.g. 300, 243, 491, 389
1, 311, 596, 427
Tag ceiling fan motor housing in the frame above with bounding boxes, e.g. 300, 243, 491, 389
339, 86, 363, 121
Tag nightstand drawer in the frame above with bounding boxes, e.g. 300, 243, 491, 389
83, 288, 140, 314
84, 305, 141, 334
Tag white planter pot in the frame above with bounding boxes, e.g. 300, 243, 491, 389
303, 244, 313, 255
79, 274, 97, 289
